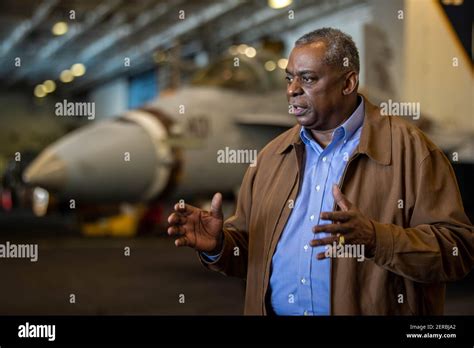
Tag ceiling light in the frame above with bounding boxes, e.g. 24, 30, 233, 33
277, 58, 288, 69
245, 47, 257, 58
268, 0, 293, 9
34, 85, 46, 98
60, 69, 74, 83
71, 63, 86, 77
264, 60, 276, 71
43, 80, 56, 93
237, 44, 248, 55
228, 45, 238, 55
52, 21, 68, 36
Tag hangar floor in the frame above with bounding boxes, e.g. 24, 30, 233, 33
0, 235, 245, 315
0, 211, 472, 315
0, 211, 245, 315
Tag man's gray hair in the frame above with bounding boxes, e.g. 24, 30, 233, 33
295, 27, 360, 73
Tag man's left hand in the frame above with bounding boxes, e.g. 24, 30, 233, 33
310, 185, 376, 260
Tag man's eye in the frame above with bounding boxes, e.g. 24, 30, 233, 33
285, 76, 293, 83
302, 76, 313, 83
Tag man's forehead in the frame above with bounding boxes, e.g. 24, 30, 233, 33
287, 41, 327, 71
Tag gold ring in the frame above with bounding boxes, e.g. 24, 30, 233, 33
338, 234, 345, 246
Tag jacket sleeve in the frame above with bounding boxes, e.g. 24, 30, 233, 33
371, 149, 474, 283
197, 162, 257, 279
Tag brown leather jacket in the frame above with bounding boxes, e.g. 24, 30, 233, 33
200, 97, 474, 315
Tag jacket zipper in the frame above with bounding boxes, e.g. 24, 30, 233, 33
262, 147, 303, 315
262, 173, 300, 315
329, 151, 360, 315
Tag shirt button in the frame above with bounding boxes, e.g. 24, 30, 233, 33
301, 278, 306, 284
344, 140, 347, 144
322, 157, 327, 162
304, 310, 309, 316
316, 185, 320, 191
304, 244, 309, 251
310, 215, 314, 221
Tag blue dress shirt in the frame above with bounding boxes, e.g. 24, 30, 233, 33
269, 97, 365, 315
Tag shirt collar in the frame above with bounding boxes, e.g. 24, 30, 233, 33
275, 94, 391, 166
299, 95, 365, 148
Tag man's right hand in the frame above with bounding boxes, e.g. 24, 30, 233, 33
167, 192, 224, 254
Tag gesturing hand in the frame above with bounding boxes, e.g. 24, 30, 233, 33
167, 193, 224, 253
310, 185, 376, 260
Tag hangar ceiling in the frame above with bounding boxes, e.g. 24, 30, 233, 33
0, 0, 364, 94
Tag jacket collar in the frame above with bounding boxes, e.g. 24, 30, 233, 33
275, 95, 392, 166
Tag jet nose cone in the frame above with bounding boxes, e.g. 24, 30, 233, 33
21, 111, 174, 203
23, 149, 66, 192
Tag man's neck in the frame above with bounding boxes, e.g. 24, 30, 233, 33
311, 127, 336, 149
309, 95, 359, 149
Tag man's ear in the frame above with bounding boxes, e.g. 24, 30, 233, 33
342, 71, 358, 95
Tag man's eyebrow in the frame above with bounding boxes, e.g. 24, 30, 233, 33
296, 70, 316, 75
285, 69, 316, 75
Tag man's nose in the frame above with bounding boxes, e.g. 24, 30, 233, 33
287, 79, 303, 98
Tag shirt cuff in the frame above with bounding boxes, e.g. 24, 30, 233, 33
200, 251, 222, 263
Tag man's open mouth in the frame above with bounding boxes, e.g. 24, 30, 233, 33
291, 105, 308, 116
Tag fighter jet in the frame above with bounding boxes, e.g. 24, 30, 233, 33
23, 52, 295, 205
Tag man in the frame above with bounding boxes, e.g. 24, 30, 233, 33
167, 28, 473, 315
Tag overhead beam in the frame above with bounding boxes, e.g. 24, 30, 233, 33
215, 2, 292, 42
39, 0, 122, 59
78, 0, 185, 63
7, 0, 122, 85
71, 0, 243, 93
0, 0, 58, 76
239, 0, 364, 43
